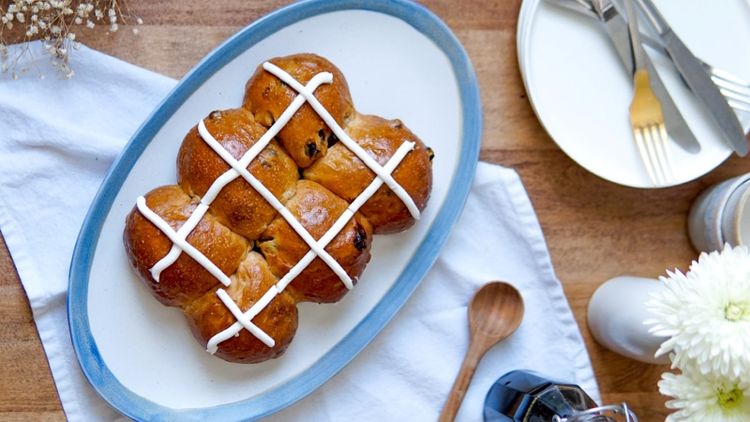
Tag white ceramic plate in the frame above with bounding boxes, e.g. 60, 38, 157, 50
67, 1, 481, 420
518, 0, 750, 188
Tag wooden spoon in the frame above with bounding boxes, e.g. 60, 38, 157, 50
438, 281, 525, 422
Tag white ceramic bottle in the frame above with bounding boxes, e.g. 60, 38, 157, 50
587, 275, 670, 365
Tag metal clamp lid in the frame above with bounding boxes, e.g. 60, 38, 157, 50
552, 403, 638, 422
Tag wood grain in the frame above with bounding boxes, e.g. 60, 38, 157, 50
1, 0, 744, 419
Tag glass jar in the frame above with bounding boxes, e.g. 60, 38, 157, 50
483, 370, 637, 422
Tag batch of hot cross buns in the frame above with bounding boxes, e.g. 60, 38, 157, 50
124, 53, 433, 363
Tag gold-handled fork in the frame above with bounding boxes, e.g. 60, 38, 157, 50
624, 0, 674, 186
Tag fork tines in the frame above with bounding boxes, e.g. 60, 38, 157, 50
632, 122, 674, 186
629, 69, 676, 187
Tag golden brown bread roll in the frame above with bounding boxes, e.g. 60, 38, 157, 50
177, 108, 298, 241
184, 252, 298, 363
259, 180, 373, 303
304, 113, 433, 233
243, 54, 355, 168
123, 185, 250, 307
123, 53, 432, 364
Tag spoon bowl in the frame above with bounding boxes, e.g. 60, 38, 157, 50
469, 282, 524, 340
438, 281, 525, 422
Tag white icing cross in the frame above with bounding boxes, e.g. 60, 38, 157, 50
136, 198, 232, 286
216, 289, 275, 347
136, 62, 419, 354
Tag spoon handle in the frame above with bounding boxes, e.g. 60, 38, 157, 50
438, 340, 485, 422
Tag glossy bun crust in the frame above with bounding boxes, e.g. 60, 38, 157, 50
123, 53, 432, 364
124, 185, 250, 308
260, 180, 373, 304
305, 114, 432, 234
244, 54, 355, 168
185, 252, 298, 363
177, 108, 298, 240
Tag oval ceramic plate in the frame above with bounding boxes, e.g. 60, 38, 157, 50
67, 0, 481, 420
517, 0, 750, 188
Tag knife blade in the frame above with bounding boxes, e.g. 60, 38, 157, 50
547, 0, 679, 65
635, 0, 748, 156
548, 0, 701, 153
589, 0, 701, 153
552, 0, 597, 15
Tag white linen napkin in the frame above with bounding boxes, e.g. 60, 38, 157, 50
0, 42, 598, 421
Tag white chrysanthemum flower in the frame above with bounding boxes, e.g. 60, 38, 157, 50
646, 244, 750, 378
659, 364, 750, 421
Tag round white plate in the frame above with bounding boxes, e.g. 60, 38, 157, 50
517, 0, 750, 188
68, 1, 481, 420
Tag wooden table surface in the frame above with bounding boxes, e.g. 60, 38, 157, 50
1, 0, 747, 420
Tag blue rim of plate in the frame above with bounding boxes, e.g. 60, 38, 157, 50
67, 0, 482, 420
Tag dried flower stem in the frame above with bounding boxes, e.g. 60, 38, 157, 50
0, 0, 141, 78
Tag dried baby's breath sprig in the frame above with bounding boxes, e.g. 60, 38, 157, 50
0, 1, 142, 78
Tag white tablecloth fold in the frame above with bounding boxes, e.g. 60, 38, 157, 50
0, 42, 598, 421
